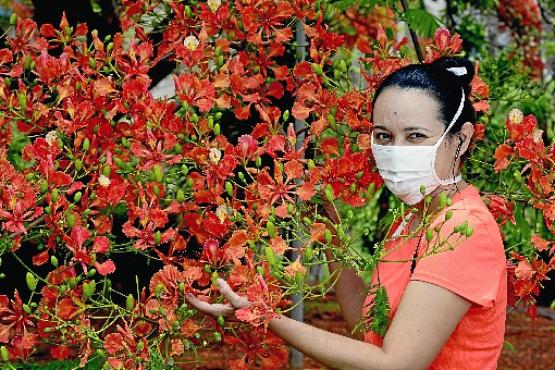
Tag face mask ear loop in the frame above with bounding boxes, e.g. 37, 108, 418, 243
452, 138, 463, 192
432, 87, 466, 183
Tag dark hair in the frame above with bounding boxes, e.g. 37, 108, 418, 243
372, 57, 477, 136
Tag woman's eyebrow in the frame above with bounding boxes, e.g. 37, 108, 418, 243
372, 124, 388, 130
404, 126, 432, 133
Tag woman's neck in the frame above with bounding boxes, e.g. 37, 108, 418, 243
409, 180, 468, 228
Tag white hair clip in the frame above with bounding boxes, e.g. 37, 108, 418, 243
446, 66, 467, 76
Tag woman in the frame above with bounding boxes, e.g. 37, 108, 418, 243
186, 57, 507, 370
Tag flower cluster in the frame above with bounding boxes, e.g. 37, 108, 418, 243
0, 0, 544, 368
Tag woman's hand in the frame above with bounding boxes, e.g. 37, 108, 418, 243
185, 278, 250, 319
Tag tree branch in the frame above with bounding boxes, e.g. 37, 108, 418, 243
400, 0, 424, 63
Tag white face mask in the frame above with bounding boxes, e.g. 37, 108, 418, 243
371, 87, 466, 205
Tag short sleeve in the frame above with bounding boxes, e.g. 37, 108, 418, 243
410, 210, 506, 307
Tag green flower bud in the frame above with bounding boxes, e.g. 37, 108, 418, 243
9, 13, 17, 26
74, 191, 82, 203
266, 220, 276, 238
445, 210, 453, 221
1, 345, 9, 361
155, 283, 164, 298
311, 63, 323, 75
213, 123, 221, 135
40, 180, 48, 194
152, 165, 163, 182
26, 272, 37, 292
82, 138, 90, 151
126, 294, 135, 311
426, 229, 434, 242
225, 181, 233, 196
83, 280, 96, 298
89, 57, 97, 69
282, 110, 290, 122
66, 213, 75, 228
217, 314, 225, 327
324, 229, 333, 243
74, 159, 83, 172
176, 189, 185, 203
324, 184, 334, 202
18, 91, 26, 111
264, 246, 276, 266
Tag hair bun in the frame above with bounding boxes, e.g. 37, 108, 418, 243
429, 57, 475, 92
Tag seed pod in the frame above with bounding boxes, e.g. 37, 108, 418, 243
126, 294, 135, 311
26, 272, 37, 292
266, 220, 276, 238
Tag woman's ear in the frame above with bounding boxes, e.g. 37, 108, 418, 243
457, 122, 474, 158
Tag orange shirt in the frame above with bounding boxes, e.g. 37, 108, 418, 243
363, 184, 507, 369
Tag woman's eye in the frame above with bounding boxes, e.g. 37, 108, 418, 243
375, 133, 391, 141
408, 133, 427, 140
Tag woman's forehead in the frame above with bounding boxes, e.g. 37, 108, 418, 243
373, 87, 444, 132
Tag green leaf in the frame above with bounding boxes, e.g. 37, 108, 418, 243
404, 8, 442, 38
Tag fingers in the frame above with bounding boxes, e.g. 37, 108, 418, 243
185, 293, 235, 317
217, 278, 250, 309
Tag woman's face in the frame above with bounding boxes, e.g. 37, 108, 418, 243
372, 87, 473, 180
